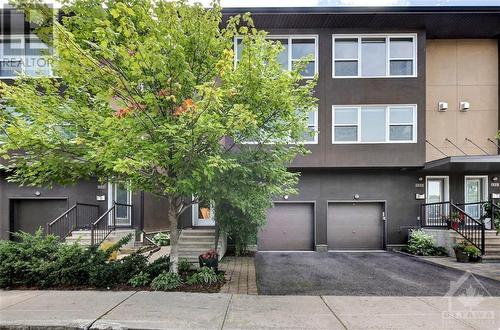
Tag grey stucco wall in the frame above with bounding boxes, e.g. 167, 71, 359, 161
0, 172, 106, 240
263, 28, 427, 168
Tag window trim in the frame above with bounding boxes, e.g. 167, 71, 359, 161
0, 34, 53, 79
332, 33, 417, 79
234, 34, 319, 79
332, 104, 417, 144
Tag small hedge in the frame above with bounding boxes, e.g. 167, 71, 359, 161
402, 229, 448, 256
0, 229, 170, 289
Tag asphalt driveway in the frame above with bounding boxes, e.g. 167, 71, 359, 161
255, 251, 500, 296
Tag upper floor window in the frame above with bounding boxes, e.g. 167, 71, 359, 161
0, 35, 52, 78
235, 35, 318, 78
332, 105, 416, 144
333, 34, 416, 78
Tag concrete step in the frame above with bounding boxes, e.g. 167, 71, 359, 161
481, 255, 500, 263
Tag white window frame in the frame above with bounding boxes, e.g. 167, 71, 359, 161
234, 34, 319, 79
0, 34, 53, 79
332, 33, 417, 78
332, 104, 417, 144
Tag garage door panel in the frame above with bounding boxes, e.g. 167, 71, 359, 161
258, 203, 314, 251
12, 199, 68, 236
328, 202, 383, 250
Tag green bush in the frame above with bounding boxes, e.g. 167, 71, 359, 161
0, 230, 143, 289
186, 267, 222, 285
151, 271, 183, 290
146, 255, 170, 279
129, 271, 151, 287
178, 259, 192, 272
405, 229, 448, 256
152, 232, 170, 246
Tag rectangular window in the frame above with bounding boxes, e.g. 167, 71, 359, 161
333, 34, 416, 78
235, 35, 318, 78
0, 35, 52, 78
332, 105, 416, 143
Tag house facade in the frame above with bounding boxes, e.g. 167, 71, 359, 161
1, 6, 499, 256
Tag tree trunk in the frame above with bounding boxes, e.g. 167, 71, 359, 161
168, 197, 179, 273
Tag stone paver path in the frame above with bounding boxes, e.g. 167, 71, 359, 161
219, 256, 257, 295
421, 256, 500, 282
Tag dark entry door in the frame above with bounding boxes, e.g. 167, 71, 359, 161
327, 202, 383, 250
258, 203, 314, 251
11, 199, 67, 236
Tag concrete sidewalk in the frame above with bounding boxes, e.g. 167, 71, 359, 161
1, 290, 499, 329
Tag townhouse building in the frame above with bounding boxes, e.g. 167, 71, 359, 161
1, 6, 499, 260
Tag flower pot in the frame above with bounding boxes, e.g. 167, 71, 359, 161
199, 256, 218, 270
451, 222, 459, 230
469, 255, 482, 263
454, 248, 469, 263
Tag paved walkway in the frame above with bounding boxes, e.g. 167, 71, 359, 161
219, 256, 257, 295
421, 256, 500, 282
1, 290, 499, 329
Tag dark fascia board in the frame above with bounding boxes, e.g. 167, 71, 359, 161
424, 155, 500, 170
222, 6, 500, 15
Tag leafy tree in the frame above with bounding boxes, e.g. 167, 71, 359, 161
0, 0, 317, 271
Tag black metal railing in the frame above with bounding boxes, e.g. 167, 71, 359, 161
90, 202, 132, 247
47, 202, 99, 241
420, 201, 484, 254
455, 201, 500, 230
420, 201, 450, 227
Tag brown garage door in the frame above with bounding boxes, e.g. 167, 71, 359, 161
258, 203, 314, 251
11, 199, 68, 236
328, 202, 383, 250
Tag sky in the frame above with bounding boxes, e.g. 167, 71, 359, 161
196, 0, 500, 6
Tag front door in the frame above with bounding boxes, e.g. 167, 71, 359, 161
465, 176, 488, 219
108, 183, 132, 226
425, 177, 449, 225
193, 200, 215, 227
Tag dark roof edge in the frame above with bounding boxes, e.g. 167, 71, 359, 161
221, 6, 500, 15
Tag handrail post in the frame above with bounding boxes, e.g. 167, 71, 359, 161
75, 202, 79, 229
90, 224, 95, 246
113, 204, 116, 230
481, 222, 485, 255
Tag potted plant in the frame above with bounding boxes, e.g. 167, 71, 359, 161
448, 211, 464, 230
453, 241, 481, 263
199, 248, 219, 270
453, 241, 470, 262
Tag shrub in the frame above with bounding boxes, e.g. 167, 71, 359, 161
454, 241, 481, 258
405, 229, 447, 256
178, 259, 192, 272
128, 271, 150, 287
0, 230, 139, 289
152, 232, 170, 246
146, 256, 170, 279
186, 267, 222, 285
151, 271, 183, 290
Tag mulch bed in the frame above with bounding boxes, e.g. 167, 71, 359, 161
3, 270, 226, 293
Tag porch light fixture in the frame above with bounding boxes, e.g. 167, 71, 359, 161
418, 177, 423, 182
438, 102, 448, 112
354, 194, 360, 200
283, 195, 289, 200
493, 177, 498, 182
460, 101, 470, 112
35, 191, 41, 196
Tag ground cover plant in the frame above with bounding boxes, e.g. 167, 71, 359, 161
0, 230, 224, 292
